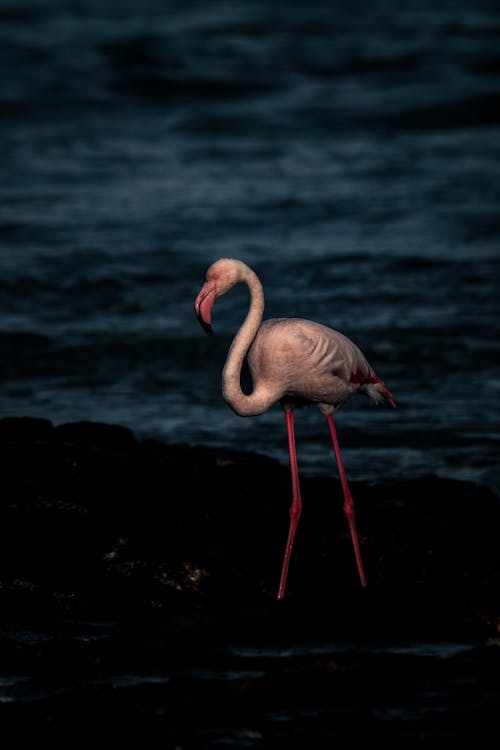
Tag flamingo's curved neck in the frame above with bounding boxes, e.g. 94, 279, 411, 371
222, 265, 269, 416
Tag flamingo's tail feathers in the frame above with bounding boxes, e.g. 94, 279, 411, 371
362, 379, 396, 408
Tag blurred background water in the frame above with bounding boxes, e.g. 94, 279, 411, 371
1, 0, 499, 494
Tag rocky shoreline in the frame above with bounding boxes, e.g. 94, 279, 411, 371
1, 416, 499, 743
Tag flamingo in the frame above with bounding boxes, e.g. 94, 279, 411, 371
194, 258, 396, 600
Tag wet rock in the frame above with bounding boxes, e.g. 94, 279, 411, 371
1, 416, 499, 743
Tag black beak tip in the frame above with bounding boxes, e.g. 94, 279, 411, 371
196, 312, 212, 336
203, 322, 213, 336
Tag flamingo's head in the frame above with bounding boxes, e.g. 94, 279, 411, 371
194, 258, 244, 335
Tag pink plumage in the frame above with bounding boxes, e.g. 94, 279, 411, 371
195, 258, 395, 599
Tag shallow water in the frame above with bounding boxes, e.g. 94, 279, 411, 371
1, 617, 497, 743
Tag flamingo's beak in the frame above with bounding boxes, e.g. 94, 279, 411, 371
194, 281, 216, 336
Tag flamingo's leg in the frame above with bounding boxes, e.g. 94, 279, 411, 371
326, 413, 367, 587
277, 409, 302, 600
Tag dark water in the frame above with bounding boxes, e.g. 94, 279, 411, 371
2, 0, 500, 496
2, 616, 497, 744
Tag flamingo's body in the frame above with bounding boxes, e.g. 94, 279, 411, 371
194, 258, 395, 599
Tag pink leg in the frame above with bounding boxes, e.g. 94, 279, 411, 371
277, 410, 302, 600
326, 413, 367, 587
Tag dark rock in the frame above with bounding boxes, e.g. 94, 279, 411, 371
0, 415, 499, 743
